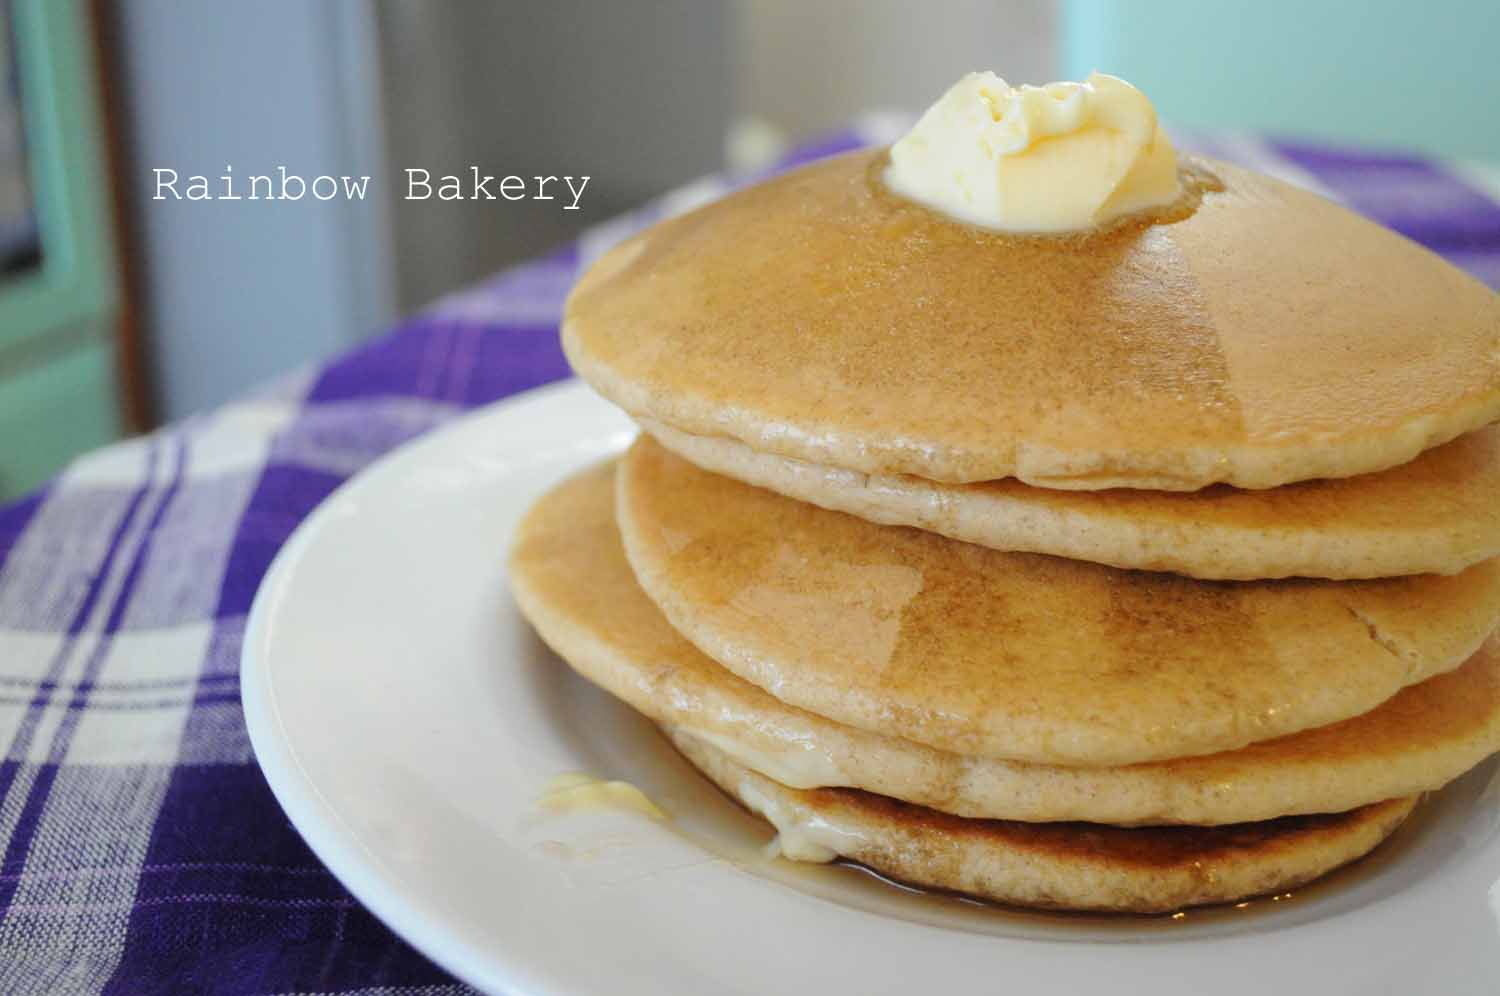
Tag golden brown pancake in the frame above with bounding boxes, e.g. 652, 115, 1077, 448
564, 150, 1500, 490
643, 419, 1500, 580
616, 436, 1500, 766
509, 461, 1500, 825
667, 727, 1418, 915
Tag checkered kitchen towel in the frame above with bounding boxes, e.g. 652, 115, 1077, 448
1, 123, 1498, 995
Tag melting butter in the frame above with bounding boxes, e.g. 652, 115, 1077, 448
538, 772, 668, 821
886, 70, 1181, 232
686, 726, 848, 791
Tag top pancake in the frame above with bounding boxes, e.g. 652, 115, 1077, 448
565, 149, 1500, 490
617, 436, 1500, 767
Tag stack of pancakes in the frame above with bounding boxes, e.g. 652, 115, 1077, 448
511, 149, 1500, 913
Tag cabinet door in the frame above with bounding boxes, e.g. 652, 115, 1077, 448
0, 0, 123, 500
0, 337, 120, 496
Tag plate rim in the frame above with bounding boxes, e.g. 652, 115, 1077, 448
243, 379, 601, 996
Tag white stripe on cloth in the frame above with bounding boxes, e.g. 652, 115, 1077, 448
0, 439, 183, 994
0, 765, 177, 996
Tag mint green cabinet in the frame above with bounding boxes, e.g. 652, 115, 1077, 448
1063, 0, 1500, 161
0, 338, 119, 494
0, 0, 123, 499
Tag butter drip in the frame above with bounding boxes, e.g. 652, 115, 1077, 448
686, 727, 847, 790
538, 772, 668, 821
886, 71, 1181, 232
736, 778, 855, 863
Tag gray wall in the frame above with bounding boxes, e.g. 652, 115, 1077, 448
109, 0, 391, 420
374, 0, 730, 314
735, 0, 1057, 141
110, 0, 731, 420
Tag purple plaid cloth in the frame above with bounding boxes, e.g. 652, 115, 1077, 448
0, 124, 1497, 994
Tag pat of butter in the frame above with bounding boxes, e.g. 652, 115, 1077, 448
538, 772, 668, 821
886, 71, 1181, 233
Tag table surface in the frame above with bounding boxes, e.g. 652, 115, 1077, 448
1, 122, 1498, 995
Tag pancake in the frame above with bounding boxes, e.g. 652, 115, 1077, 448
617, 436, 1500, 766
508, 461, 1500, 825
667, 727, 1418, 914
642, 419, 1500, 580
564, 150, 1500, 490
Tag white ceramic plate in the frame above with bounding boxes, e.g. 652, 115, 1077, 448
243, 379, 1500, 996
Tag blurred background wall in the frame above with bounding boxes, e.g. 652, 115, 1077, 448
108, 0, 391, 421
734, 0, 1055, 146
2, 0, 1498, 498
374, 0, 730, 317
